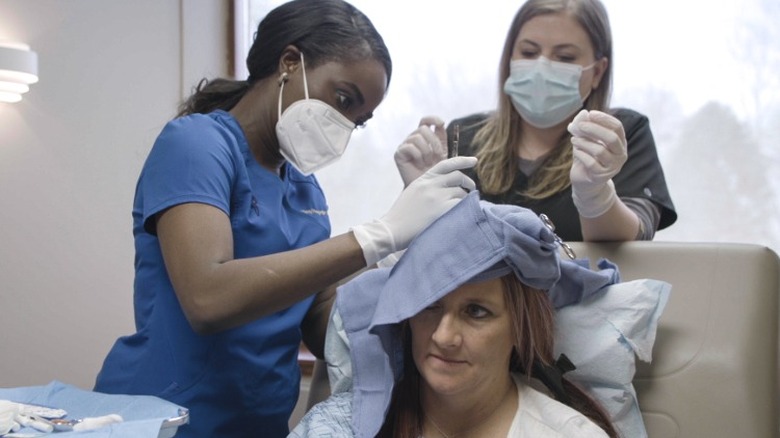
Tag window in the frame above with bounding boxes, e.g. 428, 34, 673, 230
236, 0, 780, 252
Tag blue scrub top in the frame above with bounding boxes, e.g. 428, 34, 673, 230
94, 110, 331, 438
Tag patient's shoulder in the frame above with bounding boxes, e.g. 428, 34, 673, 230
510, 377, 609, 438
287, 392, 354, 438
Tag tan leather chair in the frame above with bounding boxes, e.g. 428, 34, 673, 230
567, 241, 780, 438
299, 242, 780, 438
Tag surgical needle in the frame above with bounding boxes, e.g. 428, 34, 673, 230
451, 124, 459, 158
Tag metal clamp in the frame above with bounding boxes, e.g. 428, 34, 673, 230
539, 214, 576, 260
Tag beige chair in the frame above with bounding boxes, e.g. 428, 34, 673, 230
568, 241, 780, 438
298, 242, 780, 438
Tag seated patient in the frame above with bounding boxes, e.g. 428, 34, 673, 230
290, 191, 626, 437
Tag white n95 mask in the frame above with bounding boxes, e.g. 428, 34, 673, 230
504, 56, 593, 129
276, 53, 355, 176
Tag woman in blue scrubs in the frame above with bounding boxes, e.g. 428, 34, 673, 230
93, 1, 476, 437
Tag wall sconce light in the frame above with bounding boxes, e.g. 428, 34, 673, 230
0, 42, 39, 103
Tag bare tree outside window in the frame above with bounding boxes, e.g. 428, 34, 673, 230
241, 0, 780, 254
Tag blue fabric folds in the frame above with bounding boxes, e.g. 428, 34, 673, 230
0, 380, 185, 437
336, 191, 620, 438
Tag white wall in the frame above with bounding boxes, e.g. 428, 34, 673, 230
0, 0, 230, 390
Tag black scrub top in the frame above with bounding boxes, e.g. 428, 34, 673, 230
447, 108, 677, 241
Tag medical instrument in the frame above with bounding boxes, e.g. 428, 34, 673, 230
0, 382, 190, 437
50, 414, 124, 432
449, 124, 459, 158
16, 402, 67, 419
50, 417, 80, 431
539, 214, 576, 259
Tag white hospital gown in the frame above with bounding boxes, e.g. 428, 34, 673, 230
288, 375, 607, 438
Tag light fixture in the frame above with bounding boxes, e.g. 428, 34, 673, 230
0, 42, 38, 103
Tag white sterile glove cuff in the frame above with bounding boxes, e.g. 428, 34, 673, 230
376, 250, 405, 268
351, 157, 477, 266
572, 179, 617, 218
351, 219, 396, 268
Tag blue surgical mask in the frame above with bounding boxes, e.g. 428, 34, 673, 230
504, 56, 594, 129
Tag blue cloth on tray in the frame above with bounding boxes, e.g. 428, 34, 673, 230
0, 380, 186, 437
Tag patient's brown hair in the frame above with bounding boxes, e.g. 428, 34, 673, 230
377, 274, 618, 438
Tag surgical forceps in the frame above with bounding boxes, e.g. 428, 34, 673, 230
449, 124, 459, 158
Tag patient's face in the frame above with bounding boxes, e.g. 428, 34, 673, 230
409, 277, 514, 398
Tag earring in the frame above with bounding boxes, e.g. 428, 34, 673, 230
277, 72, 289, 86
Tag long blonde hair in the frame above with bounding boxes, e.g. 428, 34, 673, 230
475, 0, 613, 199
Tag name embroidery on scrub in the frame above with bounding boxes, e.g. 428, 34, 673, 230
301, 209, 327, 216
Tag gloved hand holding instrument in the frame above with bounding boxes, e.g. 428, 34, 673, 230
352, 156, 477, 267
393, 116, 448, 188
568, 109, 628, 218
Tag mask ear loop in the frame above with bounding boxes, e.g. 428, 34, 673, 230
277, 72, 288, 119
579, 59, 602, 105
277, 53, 308, 118
299, 52, 309, 99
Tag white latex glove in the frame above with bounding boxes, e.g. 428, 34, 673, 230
393, 116, 448, 187
376, 249, 405, 268
351, 156, 477, 266
0, 401, 20, 435
14, 413, 53, 433
568, 109, 628, 218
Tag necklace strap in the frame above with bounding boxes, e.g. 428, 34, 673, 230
425, 413, 454, 438
423, 377, 517, 438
